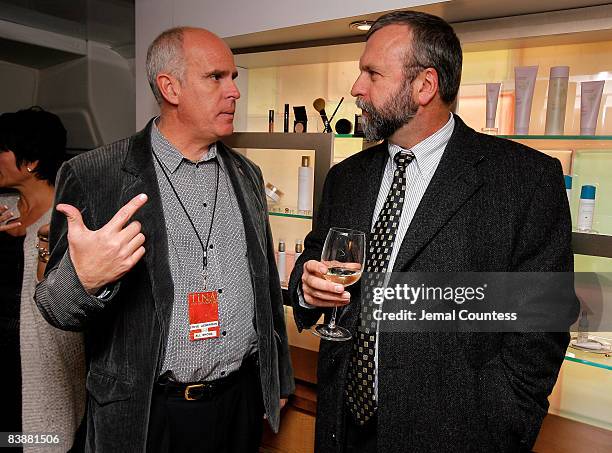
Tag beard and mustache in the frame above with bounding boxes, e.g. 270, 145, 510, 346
356, 77, 419, 141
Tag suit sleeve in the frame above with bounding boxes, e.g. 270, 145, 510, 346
483, 157, 579, 449
288, 164, 341, 331
34, 161, 119, 332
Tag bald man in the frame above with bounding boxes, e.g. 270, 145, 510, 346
35, 27, 293, 452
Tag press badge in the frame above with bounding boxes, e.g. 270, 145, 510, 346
188, 290, 220, 340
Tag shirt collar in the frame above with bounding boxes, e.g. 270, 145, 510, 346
387, 114, 454, 177
150, 117, 221, 174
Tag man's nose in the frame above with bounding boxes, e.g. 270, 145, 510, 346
227, 80, 240, 100
351, 73, 366, 98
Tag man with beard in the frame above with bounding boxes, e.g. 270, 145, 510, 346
288, 11, 574, 453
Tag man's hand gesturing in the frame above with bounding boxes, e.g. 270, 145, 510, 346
56, 193, 148, 294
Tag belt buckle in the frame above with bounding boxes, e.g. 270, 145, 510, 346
184, 383, 205, 401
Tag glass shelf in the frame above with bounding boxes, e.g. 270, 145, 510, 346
334, 134, 363, 139
499, 135, 612, 140
269, 209, 312, 219
565, 350, 612, 371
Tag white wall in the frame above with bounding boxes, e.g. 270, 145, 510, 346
37, 56, 97, 149
0, 61, 38, 113
37, 42, 135, 149
135, 0, 173, 127
169, 0, 444, 38
87, 42, 136, 144
135, 0, 445, 127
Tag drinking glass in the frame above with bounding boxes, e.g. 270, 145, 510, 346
311, 227, 366, 341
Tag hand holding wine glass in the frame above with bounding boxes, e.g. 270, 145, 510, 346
310, 227, 366, 341
301, 259, 352, 308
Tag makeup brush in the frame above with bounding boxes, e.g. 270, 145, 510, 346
327, 96, 344, 125
313, 98, 332, 132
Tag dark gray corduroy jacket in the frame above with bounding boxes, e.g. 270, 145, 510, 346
35, 120, 294, 452
289, 115, 578, 453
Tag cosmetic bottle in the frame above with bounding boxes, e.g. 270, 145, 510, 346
277, 240, 286, 286
295, 239, 303, 261
482, 83, 500, 134
577, 185, 596, 232
265, 182, 283, 207
268, 110, 274, 132
283, 104, 289, 133
580, 81, 605, 135
545, 66, 569, 135
297, 156, 313, 213
514, 66, 538, 134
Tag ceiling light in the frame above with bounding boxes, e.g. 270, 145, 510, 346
349, 20, 374, 32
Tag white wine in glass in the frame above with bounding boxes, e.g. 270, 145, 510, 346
324, 266, 362, 286
311, 227, 366, 341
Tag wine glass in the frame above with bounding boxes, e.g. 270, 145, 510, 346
311, 227, 366, 341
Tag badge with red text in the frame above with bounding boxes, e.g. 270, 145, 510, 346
188, 290, 220, 341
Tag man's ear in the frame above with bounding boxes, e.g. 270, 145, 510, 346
157, 73, 181, 105
415, 67, 439, 107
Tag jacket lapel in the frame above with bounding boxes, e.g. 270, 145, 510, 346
217, 142, 268, 276
120, 120, 174, 335
393, 116, 486, 271
337, 142, 388, 328
357, 141, 389, 236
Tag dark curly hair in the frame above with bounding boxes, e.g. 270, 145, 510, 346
0, 106, 67, 185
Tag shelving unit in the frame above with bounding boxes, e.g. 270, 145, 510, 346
492, 135, 612, 240
223, 132, 332, 308
222, 132, 333, 217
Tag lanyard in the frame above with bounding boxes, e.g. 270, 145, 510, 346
152, 149, 220, 286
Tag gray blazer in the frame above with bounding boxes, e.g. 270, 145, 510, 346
289, 115, 578, 453
35, 120, 294, 452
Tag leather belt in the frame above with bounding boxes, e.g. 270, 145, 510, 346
156, 354, 258, 401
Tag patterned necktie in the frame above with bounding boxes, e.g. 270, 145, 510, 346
345, 150, 415, 425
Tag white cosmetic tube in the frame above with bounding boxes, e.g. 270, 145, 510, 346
485, 83, 501, 130
514, 66, 538, 134
297, 156, 313, 212
580, 80, 605, 135
577, 185, 596, 232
